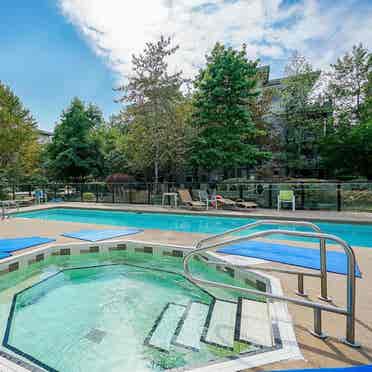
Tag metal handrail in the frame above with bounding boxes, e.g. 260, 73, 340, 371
194, 219, 330, 299
194, 219, 321, 249
183, 227, 360, 347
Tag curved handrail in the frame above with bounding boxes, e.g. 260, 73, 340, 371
195, 219, 321, 250
183, 228, 358, 346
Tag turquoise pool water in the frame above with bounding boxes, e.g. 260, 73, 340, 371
0, 251, 259, 371
18, 207, 372, 247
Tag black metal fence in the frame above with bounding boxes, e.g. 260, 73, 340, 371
1, 181, 372, 212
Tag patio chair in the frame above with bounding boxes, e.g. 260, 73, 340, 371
277, 190, 295, 211
178, 189, 207, 210
198, 190, 220, 210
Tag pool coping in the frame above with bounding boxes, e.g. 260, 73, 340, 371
0, 238, 302, 372
10, 203, 372, 225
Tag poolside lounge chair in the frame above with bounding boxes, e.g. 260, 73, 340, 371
277, 190, 295, 211
178, 189, 207, 210
215, 195, 237, 209
235, 200, 258, 209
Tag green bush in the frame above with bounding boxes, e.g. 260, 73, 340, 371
82, 192, 96, 202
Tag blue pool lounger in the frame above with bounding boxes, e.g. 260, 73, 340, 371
0, 252, 11, 260
0, 237, 55, 253
218, 241, 362, 277
62, 229, 143, 242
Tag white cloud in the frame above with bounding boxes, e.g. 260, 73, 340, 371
59, 0, 372, 82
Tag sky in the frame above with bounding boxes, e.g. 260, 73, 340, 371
1, 0, 371, 131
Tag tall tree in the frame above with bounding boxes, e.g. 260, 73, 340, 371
0, 81, 41, 182
117, 36, 186, 184
190, 43, 269, 175
360, 53, 372, 122
327, 44, 370, 122
320, 52, 372, 179
45, 98, 104, 181
92, 124, 129, 177
279, 51, 330, 177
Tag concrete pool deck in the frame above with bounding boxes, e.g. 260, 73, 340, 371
1, 202, 372, 371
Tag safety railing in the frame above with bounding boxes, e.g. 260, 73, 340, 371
0, 200, 19, 220
183, 220, 360, 347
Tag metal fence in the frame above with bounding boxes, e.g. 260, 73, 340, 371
1, 181, 372, 212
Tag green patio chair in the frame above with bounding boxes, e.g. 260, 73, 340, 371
277, 190, 296, 211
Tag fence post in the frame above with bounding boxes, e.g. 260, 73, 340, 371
239, 184, 244, 200
147, 183, 151, 205
95, 183, 99, 203
129, 184, 133, 204
268, 184, 273, 209
112, 184, 115, 204
12, 185, 15, 200
300, 182, 305, 210
337, 184, 342, 212
80, 184, 84, 202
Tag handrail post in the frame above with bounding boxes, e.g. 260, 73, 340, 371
296, 273, 307, 297
311, 308, 327, 339
342, 244, 360, 348
319, 238, 331, 302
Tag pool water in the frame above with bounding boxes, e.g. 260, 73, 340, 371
18, 208, 372, 247
0, 251, 261, 372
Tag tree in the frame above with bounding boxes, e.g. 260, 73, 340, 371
0, 81, 41, 182
121, 96, 193, 181
320, 53, 372, 179
117, 36, 186, 184
327, 44, 370, 122
91, 121, 129, 178
360, 54, 372, 122
190, 43, 269, 175
279, 51, 330, 177
45, 98, 104, 181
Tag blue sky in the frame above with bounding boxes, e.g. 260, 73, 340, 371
1, 0, 371, 131
1, 0, 119, 131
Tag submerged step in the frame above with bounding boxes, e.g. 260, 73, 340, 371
203, 300, 237, 349
238, 298, 273, 347
174, 302, 209, 351
145, 303, 186, 352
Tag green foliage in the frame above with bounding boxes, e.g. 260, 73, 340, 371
91, 125, 128, 176
279, 52, 329, 176
45, 98, 104, 181
0, 81, 41, 182
320, 119, 372, 179
190, 43, 270, 172
320, 45, 372, 179
116, 36, 190, 182
328, 43, 370, 121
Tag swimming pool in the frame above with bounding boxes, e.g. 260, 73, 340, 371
0, 247, 272, 371
18, 208, 372, 247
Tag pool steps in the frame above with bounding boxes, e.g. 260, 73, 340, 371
237, 298, 274, 347
203, 299, 238, 349
146, 298, 273, 352
174, 301, 209, 351
145, 303, 186, 352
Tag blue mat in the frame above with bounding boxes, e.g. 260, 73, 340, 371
219, 241, 362, 277
0, 237, 55, 253
62, 229, 142, 242
0, 252, 11, 260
